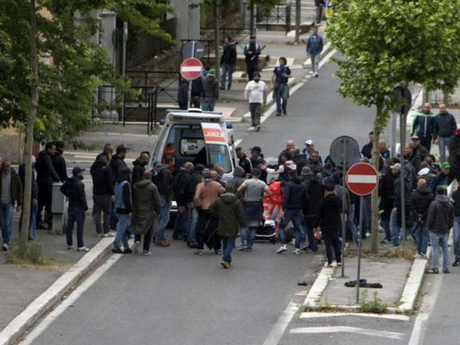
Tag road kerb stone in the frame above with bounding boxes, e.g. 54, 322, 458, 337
0, 238, 113, 345
398, 258, 427, 312
303, 266, 335, 307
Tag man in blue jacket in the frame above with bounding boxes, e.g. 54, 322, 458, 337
306, 27, 323, 78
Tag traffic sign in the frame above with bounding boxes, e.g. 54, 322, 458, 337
329, 136, 360, 170
180, 58, 203, 81
182, 41, 205, 60
346, 162, 379, 196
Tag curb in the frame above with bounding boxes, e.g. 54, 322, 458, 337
0, 238, 113, 345
303, 266, 335, 307
398, 258, 427, 312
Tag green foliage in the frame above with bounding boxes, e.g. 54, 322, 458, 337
0, 0, 171, 142
327, 0, 460, 129
359, 291, 388, 314
6, 241, 45, 265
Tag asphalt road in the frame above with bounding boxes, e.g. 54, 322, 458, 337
28, 53, 423, 345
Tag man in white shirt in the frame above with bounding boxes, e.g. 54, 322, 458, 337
244, 72, 267, 132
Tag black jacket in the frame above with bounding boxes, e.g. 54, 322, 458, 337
238, 156, 252, 175
361, 142, 373, 159
132, 159, 146, 184
314, 193, 342, 233
451, 189, 460, 217
60, 176, 88, 211
90, 160, 114, 196
109, 154, 128, 182
283, 177, 308, 210
174, 169, 201, 207
393, 172, 413, 208
433, 112, 457, 138
427, 195, 454, 235
52, 151, 68, 182
35, 150, 60, 186
303, 174, 324, 217
411, 187, 434, 220
0, 170, 23, 205
448, 135, 460, 172
156, 166, 174, 199
379, 167, 395, 210
408, 152, 422, 172
203, 74, 219, 99
221, 42, 237, 65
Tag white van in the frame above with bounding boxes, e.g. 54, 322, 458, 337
149, 109, 236, 174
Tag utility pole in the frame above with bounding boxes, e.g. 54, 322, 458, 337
295, 0, 301, 44
249, 0, 255, 36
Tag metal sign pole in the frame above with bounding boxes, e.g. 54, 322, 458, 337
400, 111, 407, 246
341, 139, 347, 277
187, 41, 196, 109
356, 195, 364, 304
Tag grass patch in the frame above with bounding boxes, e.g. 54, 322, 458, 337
4, 242, 69, 271
346, 245, 416, 260
358, 291, 388, 314
302, 302, 340, 312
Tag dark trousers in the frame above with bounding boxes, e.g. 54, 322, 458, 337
67, 208, 85, 247
249, 103, 262, 127
37, 183, 52, 226
93, 194, 112, 234
197, 233, 221, 251
323, 231, 341, 264
420, 135, 432, 152
246, 61, 259, 81
135, 225, 154, 251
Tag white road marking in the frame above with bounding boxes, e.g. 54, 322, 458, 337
347, 175, 378, 183
319, 48, 338, 69
262, 302, 299, 345
290, 326, 404, 340
18, 255, 122, 345
300, 312, 410, 321
302, 42, 332, 67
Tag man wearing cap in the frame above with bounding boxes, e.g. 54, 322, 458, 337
244, 35, 262, 81
433, 103, 457, 163
448, 128, 460, 181
302, 140, 323, 162
112, 167, 133, 254
411, 103, 435, 152
110, 144, 129, 182
202, 68, 219, 111
60, 167, 89, 252
432, 162, 453, 195
244, 72, 267, 132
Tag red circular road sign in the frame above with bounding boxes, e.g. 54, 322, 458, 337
346, 162, 379, 196
180, 58, 203, 81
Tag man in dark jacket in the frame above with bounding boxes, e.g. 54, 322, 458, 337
306, 26, 323, 77
411, 179, 434, 256
191, 77, 205, 108
96, 143, 114, 162
302, 169, 323, 252
314, 0, 325, 25
361, 132, 374, 160
132, 171, 161, 256
0, 160, 23, 251
36, 142, 60, 229
220, 36, 237, 90
202, 68, 219, 111
112, 167, 133, 254
433, 103, 457, 163
229, 166, 246, 199
450, 183, 460, 267
411, 136, 429, 162
431, 162, 453, 195
236, 147, 252, 176
404, 144, 422, 172
277, 170, 308, 255
448, 128, 460, 181
210, 183, 246, 268
411, 103, 435, 152
427, 186, 455, 273
244, 35, 262, 81
155, 155, 175, 247
379, 160, 396, 243
90, 155, 114, 236
110, 144, 129, 182
314, 183, 342, 267
60, 167, 89, 252
132, 152, 150, 184
52, 141, 68, 183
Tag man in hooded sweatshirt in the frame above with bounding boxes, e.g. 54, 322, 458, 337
411, 178, 434, 257
202, 68, 219, 111
426, 186, 454, 274
210, 183, 246, 268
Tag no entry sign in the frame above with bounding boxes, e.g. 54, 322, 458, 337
180, 58, 203, 81
346, 162, 379, 196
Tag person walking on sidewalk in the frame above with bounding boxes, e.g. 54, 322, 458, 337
90, 155, 114, 237
411, 178, 434, 257
244, 72, 267, 132
272, 57, 292, 117
314, 0, 325, 25
210, 183, 246, 268
220, 36, 237, 90
237, 168, 272, 251
112, 167, 133, 254
202, 68, 219, 111
244, 35, 262, 81
132, 171, 161, 256
155, 156, 175, 247
426, 186, 455, 274
411, 103, 435, 152
60, 167, 89, 252
314, 183, 342, 267
277, 170, 308, 255
0, 160, 23, 251
306, 27, 323, 78
433, 103, 457, 164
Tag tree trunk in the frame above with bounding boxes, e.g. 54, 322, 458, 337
213, 1, 220, 88
422, 85, 429, 104
20, 0, 39, 248
370, 103, 383, 254
295, 0, 301, 44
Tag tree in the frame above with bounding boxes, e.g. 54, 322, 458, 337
0, 0, 172, 251
327, 0, 460, 253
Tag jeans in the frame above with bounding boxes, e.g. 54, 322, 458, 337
249, 103, 262, 127
221, 63, 234, 89
66, 208, 85, 248
186, 202, 198, 246
438, 136, 451, 163
0, 203, 14, 245
304, 216, 318, 250
429, 231, 449, 271
156, 196, 171, 241
222, 237, 236, 263
19, 199, 38, 241
420, 135, 432, 152
415, 222, 429, 255
114, 213, 130, 250
453, 217, 460, 261
274, 84, 289, 115
315, 5, 323, 24
241, 227, 256, 248
390, 209, 401, 246
202, 98, 216, 111
173, 207, 187, 238
346, 207, 359, 242
279, 209, 305, 248
310, 54, 320, 74
93, 194, 112, 234
362, 195, 372, 235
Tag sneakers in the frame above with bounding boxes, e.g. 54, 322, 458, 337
2, 244, 8, 252
426, 268, 439, 274
77, 246, 90, 252
221, 261, 231, 269
142, 250, 152, 256
67, 246, 73, 250
133, 241, 141, 254
292, 248, 301, 255
314, 73, 319, 78
277, 245, 287, 254
195, 249, 203, 255
112, 248, 124, 254
238, 245, 248, 251
453, 260, 460, 267
248, 126, 255, 131
337, 262, 342, 267
215, 250, 222, 255
444, 269, 451, 274
255, 125, 261, 132
324, 262, 333, 268
155, 240, 170, 247
123, 248, 133, 254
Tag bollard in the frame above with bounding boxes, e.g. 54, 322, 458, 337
51, 182, 66, 235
